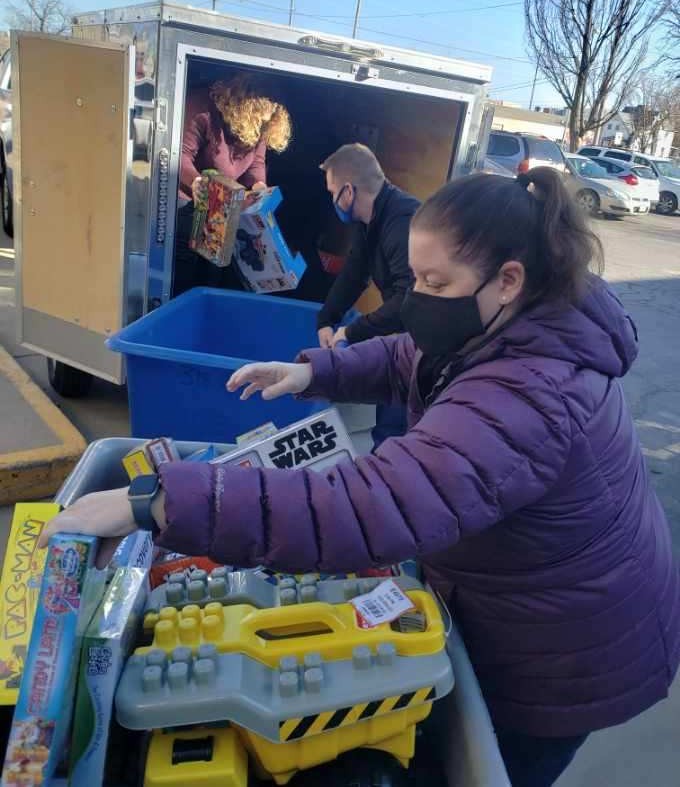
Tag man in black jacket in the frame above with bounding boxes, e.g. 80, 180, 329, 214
317, 144, 420, 446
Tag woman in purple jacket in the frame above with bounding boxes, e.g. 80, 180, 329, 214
42, 168, 679, 787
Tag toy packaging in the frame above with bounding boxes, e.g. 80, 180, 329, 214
1, 535, 106, 787
232, 186, 307, 294
110, 531, 154, 573
0, 504, 59, 706
211, 408, 356, 472
69, 568, 148, 787
235, 421, 277, 446
189, 171, 246, 267
122, 437, 180, 481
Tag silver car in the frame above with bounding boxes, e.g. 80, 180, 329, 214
564, 155, 648, 217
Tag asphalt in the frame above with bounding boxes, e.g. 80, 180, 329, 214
1, 213, 680, 785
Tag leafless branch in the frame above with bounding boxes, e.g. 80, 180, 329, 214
525, 0, 668, 150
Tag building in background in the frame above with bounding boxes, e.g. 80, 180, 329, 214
597, 108, 675, 158
492, 102, 568, 145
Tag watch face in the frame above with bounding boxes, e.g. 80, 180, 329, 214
130, 474, 159, 497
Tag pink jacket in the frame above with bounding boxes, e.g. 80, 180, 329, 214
179, 87, 266, 200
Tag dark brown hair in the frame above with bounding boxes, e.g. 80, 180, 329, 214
411, 167, 603, 303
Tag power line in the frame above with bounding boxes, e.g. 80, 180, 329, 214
313, 2, 523, 20
358, 26, 533, 62
489, 77, 551, 92
202, 0, 534, 65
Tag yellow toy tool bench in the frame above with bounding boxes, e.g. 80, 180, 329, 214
115, 568, 454, 786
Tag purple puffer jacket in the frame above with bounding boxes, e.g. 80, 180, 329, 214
158, 277, 680, 738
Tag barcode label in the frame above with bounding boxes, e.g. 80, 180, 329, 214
350, 580, 415, 629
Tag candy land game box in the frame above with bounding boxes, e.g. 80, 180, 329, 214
1, 535, 106, 787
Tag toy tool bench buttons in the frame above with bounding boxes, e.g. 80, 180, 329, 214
128, 473, 162, 535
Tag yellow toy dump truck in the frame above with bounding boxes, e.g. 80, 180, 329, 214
115, 568, 454, 786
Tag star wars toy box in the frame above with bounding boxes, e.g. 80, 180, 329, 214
232, 186, 307, 294
1, 535, 106, 787
0, 504, 59, 706
210, 407, 356, 472
68, 567, 148, 787
189, 170, 246, 267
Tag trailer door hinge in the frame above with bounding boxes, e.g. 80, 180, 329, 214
352, 63, 379, 81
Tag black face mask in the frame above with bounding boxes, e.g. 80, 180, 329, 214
401, 274, 504, 357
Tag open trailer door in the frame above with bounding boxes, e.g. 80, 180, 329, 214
13, 32, 136, 384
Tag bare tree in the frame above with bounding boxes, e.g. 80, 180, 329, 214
626, 73, 680, 152
4, 0, 72, 34
667, 0, 680, 63
525, 0, 667, 151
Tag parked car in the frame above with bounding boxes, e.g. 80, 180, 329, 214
0, 47, 12, 237
577, 146, 680, 215
564, 154, 648, 217
589, 158, 660, 207
487, 130, 566, 175
480, 156, 515, 178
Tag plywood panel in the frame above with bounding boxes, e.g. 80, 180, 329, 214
331, 87, 462, 201
18, 36, 129, 335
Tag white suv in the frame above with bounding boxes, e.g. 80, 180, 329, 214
578, 146, 680, 215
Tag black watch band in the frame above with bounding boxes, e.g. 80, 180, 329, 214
128, 474, 161, 534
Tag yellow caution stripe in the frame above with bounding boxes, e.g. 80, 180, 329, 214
279, 686, 435, 741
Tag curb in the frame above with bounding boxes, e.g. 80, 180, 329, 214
0, 344, 86, 505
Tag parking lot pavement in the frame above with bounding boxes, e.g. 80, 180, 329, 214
1, 212, 680, 786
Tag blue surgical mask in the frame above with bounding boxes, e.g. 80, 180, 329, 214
334, 184, 356, 224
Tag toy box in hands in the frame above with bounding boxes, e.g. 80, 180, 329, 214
189, 171, 246, 267
1, 535, 106, 787
0, 504, 59, 706
211, 408, 356, 472
69, 568, 148, 787
232, 186, 307, 293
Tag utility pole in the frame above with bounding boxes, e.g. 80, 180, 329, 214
529, 62, 539, 111
288, 0, 295, 26
352, 0, 363, 38
212, 0, 216, 10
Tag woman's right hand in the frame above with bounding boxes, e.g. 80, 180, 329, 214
227, 362, 313, 401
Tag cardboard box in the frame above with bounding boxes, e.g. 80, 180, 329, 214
1, 535, 106, 787
68, 568, 148, 787
0, 504, 59, 706
232, 187, 307, 293
211, 408, 356, 472
189, 172, 246, 267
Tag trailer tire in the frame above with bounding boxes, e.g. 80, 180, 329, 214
47, 359, 94, 398
0, 150, 13, 238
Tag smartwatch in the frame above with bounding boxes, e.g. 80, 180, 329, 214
128, 474, 161, 534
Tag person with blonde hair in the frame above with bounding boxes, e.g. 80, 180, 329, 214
318, 143, 420, 446
174, 73, 292, 295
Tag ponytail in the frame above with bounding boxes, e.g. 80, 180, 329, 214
412, 167, 603, 304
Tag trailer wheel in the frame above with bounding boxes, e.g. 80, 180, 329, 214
47, 358, 94, 398
0, 150, 12, 238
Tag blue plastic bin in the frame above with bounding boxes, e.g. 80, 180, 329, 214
107, 288, 332, 442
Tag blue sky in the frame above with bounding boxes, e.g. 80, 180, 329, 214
69, 0, 564, 107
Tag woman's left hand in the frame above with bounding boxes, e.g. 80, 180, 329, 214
38, 488, 138, 569
331, 326, 348, 348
